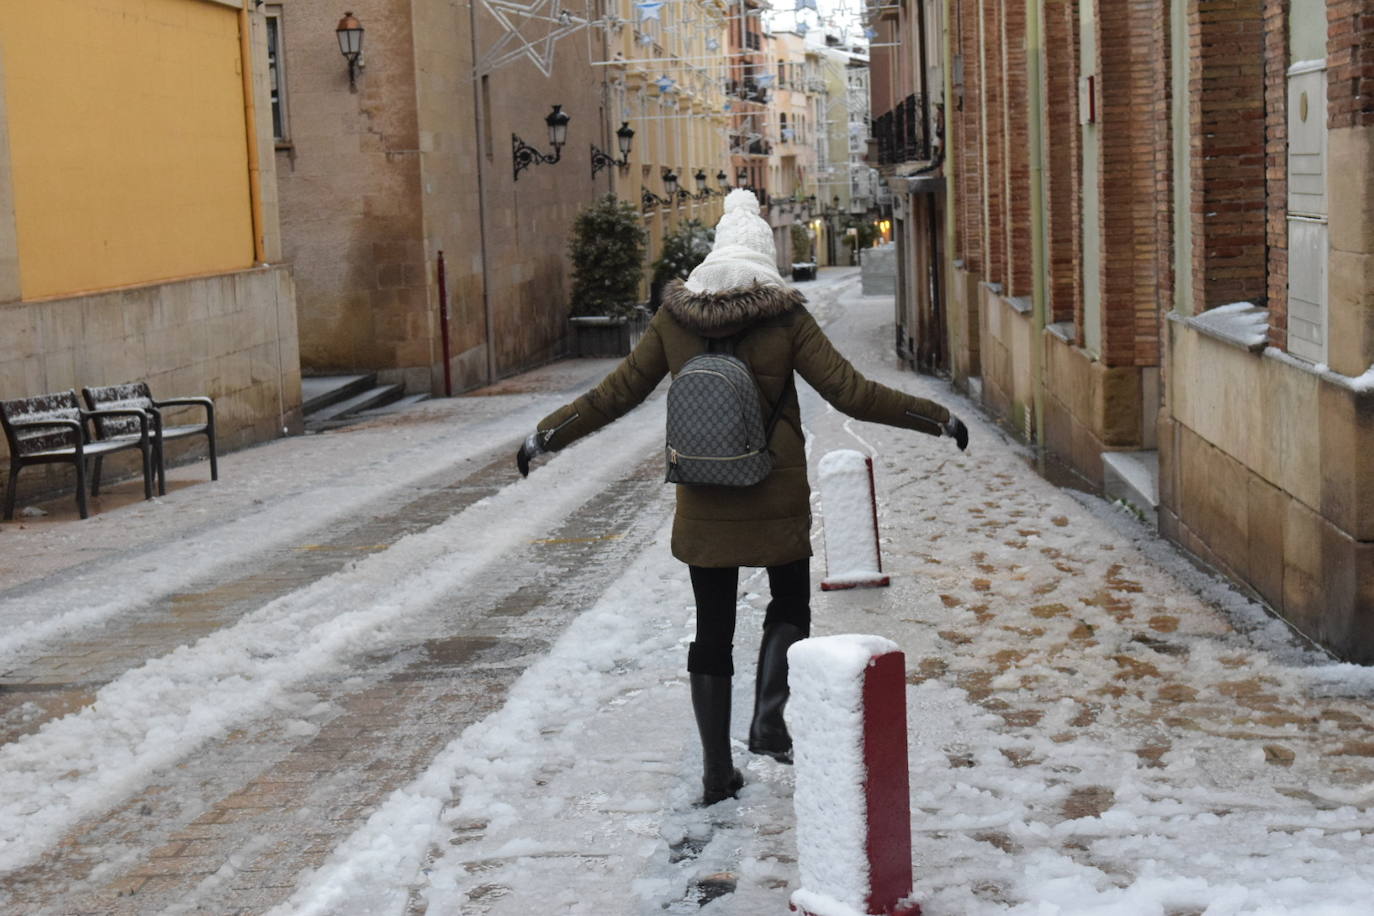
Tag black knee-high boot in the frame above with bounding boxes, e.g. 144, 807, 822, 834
748, 622, 806, 764
690, 672, 744, 806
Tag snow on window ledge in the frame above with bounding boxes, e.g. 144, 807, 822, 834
1046, 320, 1074, 343
1172, 305, 1374, 392
1264, 348, 1374, 394
1172, 302, 1270, 354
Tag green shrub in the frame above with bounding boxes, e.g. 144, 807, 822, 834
842, 217, 882, 252
790, 223, 814, 263
568, 194, 648, 318
649, 219, 714, 311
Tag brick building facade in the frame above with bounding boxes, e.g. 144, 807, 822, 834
889, 0, 1373, 661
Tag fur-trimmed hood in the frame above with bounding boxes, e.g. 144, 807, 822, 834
660, 278, 806, 338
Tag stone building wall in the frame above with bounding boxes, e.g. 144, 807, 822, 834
0, 2, 301, 508
276, 0, 604, 394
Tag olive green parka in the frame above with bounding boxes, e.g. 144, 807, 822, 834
535, 279, 951, 568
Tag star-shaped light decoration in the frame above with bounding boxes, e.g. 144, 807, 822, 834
706, 37, 720, 51
655, 75, 677, 93
477, 0, 588, 76
635, 1, 664, 21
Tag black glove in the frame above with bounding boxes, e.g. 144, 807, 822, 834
943, 415, 968, 451
516, 431, 547, 477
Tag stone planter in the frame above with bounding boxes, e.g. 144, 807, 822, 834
569, 310, 649, 358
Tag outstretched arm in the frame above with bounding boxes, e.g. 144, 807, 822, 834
517, 316, 671, 475
792, 308, 966, 447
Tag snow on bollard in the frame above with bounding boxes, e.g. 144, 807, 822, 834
788, 635, 920, 916
817, 450, 890, 591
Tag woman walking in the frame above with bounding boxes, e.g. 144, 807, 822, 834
517, 190, 967, 805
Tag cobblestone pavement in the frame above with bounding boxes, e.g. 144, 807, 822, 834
787, 290, 1374, 913
0, 359, 676, 914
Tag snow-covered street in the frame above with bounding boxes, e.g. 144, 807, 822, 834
2, 268, 1373, 915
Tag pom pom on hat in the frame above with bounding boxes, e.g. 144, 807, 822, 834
684, 189, 786, 294
722, 188, 761, 215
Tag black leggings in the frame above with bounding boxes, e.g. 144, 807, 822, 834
686, 558, 811, 676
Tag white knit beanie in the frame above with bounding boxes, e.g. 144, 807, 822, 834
684, 189, 785, 294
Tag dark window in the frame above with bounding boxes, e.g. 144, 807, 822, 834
265, 10, 287, 141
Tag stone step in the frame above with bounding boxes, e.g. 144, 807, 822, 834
352, 393, 431, 419
1102, 450, 1160, 525
300, 374, 376, 415
304, 384, 405, 429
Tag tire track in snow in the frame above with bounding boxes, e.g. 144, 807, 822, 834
9, 452, 673, 914
0, 446, 511, 747
0, 394, 578, 668
0, 398, 669, 877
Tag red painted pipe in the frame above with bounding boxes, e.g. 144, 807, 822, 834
437, 250, 453, 397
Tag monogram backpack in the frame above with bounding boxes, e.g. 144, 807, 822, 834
664, 344, 790, 487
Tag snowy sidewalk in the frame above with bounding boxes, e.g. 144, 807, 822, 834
277, 273, 1374, 914
2, 268, 1373, 914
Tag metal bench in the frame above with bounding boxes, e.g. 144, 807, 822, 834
82, 382, 217, 497
1, 390, 154, 520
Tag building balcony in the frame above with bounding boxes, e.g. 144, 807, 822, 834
870, 93, 933, 167
725, 79, 771, 103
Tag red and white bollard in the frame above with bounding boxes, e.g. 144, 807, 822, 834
817, 450, 890, 591
788, 635, 920, 916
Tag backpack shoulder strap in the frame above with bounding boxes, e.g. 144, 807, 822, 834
763, 373, 793, 444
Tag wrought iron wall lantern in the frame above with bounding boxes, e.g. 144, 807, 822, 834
641, 186, 673, 211
665, 170, 692, 204
716, 170, 730, 192
336, 12, 364, 91
512, 105, 571, 182
691, 169, 716, 200
736, 167, 750, 189
591, 122, 635, 178
643, 170, 684, 210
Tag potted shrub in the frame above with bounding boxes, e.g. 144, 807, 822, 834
842, 216, 882, 265
568, 194, 649, 357
790, 222, 817, 280
649, 218, 714, 312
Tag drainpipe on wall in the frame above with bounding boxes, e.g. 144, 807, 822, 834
437, 250, 453, 397
238, 6, 265, 264
468, 0, 497, 385
943, 0, 958, 369
1026, 0, 1048, 454
240, 4, 289, 435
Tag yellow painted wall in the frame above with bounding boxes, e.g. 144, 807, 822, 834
3, 0, 254, 300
